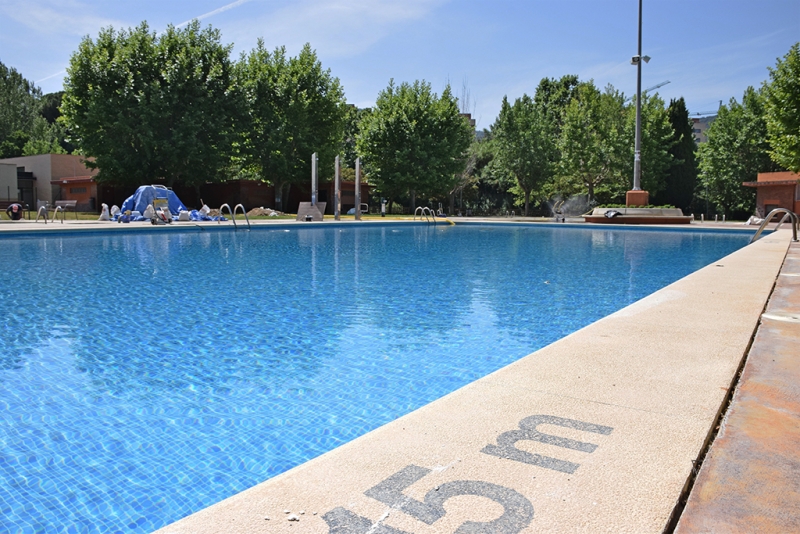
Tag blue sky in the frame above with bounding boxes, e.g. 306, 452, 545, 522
1, 0, 798, 129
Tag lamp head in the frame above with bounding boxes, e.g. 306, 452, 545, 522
642, 55, 651, 63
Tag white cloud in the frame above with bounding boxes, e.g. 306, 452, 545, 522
0, 0, 124, 38
174, 0, 255, 29
223, 0, 448, 58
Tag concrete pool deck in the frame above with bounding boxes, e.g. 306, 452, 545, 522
1, 219, 796, 532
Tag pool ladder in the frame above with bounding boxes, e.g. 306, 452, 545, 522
413, 206, 437, 225
51, 206, 65, 224
218, 203, 250, 230
34, 205, 66, 224
35, 206, 48, 224
749, 208, 798, 244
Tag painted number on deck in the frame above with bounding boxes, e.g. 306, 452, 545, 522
482, 414, 614, 473
323, 465, 533, 534
323, 414, 611, 533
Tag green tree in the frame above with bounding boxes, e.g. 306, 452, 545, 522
0, 60, 41, 147
357, 80, 472, 211
452, 133, 516, 215
236, 41, 347, 209
559, 83, 627, 203
654, 97, 697, 210
764, 42, 800, 173
533, 74, 581, 136
698, 86, 781, 217
492, 94, 557, 215
23, 116, 67, 155
38, 91, 75, 153
341, 105, 369, 169
40, 91, 64, 124
61, 20, 241, 193
0, 130, 30, 158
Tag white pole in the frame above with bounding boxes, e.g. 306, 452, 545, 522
334, 155, 341, 220
311, 152, 318, 206
355, 157, 362, 221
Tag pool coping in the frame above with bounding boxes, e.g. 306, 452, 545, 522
142, 226, 792, 533
674, 238, 800, 532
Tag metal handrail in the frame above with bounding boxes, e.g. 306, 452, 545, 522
233, 203, 250, 230
413, 206, 437, 225
749, 208, 798, 244
425, 206, 437, 225
218, 203, 235, 228
51, 205, 65, 224
36, 206, 48, 224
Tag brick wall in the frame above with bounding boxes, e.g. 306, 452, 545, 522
757, 183, 796, 217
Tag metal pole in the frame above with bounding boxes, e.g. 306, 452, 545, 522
334, 155, 341, 220
311, 152, 318, 205
632, 0, 643, 191
355, 157, 362, 221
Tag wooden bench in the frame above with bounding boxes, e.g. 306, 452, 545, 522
54, 200, 78, 219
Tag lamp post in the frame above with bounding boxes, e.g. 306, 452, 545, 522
627, 0, 650, 207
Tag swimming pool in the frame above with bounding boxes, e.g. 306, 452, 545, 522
0, 223, 750, 532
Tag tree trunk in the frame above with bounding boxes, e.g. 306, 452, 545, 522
194, 184, 202, 208
524, 190, 531, 217
410, 190, 416, 212
275, 181, 285, 211
449, 192, 455, 216
587, 180, 595, 204
283, 183, 291, 213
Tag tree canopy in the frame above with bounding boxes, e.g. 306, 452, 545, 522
492, 94, 557, 215
235, 41, 347, 209
0, 60, 41, 156
698, 87, 780, 217
533, 74, 581, 136
356, 80, 472, 209
558, 83, 627, 203
764, 42, 800, 173
655, 97, 696, 210
61, 20, 241, 188
23, 116, 66, 156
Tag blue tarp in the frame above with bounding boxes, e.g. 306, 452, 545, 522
119, 185, 188, 215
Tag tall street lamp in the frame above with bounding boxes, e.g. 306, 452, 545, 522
627, 0, 650, 207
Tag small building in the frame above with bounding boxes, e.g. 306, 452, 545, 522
691, 115, 716, 144
742, 171, 800, 217
0, 163, 17, 202
0, 154, 99, 210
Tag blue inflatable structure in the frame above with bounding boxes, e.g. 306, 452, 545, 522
114, 185, 223, 222
119, 185, 188, 215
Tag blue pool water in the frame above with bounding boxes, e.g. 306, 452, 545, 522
0, 223, 749, 532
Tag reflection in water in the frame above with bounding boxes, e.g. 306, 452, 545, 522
0, 225, 749, 533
